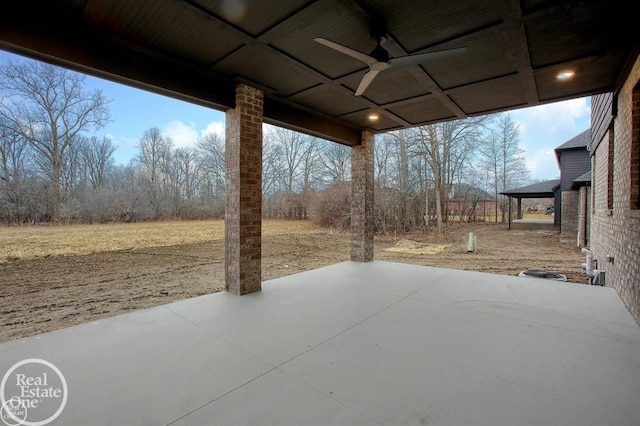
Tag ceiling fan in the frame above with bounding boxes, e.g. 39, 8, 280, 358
314, 26, 466, 96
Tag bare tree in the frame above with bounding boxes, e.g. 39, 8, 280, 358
412, 125, 445, 234
373, 133, 401, 233
59, 138, 83, 205
169, 147, 200, 216
319, 141, 350, 183
79, 136, 116, 190
374, 133, 394, 187
261, 126, 317, 219
395, 130, 414, 230
408, 116, 488, 235
136, 127, 173, 219
270, 126, 314, 192
0, 116, 36, 223
271, 126, 314, 192
480, 114, 530, 222
0, 117, 29, 184
262, 132, 284, 196
300, 139, 318, 191
0, 59, 111, 222
196, 132, 225, 191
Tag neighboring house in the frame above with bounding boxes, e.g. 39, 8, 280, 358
554, 129, 592, 239
445, 183, 501, 221
588, 53, 640, 324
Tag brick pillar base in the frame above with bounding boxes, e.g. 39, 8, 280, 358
351, 131, 374, 262
225, 84, 263, 295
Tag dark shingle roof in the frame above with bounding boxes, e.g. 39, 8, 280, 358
555, 128, 590, 166
500, 179, 560, 198
571, 171, 592, 189
555, 129, 591, 151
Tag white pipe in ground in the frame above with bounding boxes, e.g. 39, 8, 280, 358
467, 232, 476, 252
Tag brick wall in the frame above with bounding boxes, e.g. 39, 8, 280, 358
560, 190, 579, 239
590, 55, 640, 323
225, 84, 263, 295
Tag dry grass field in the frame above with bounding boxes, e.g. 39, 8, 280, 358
0, 219, 587, 343
0, 219, 324, 262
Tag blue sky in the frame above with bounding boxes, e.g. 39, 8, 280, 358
90, 78, 226, 165
1, 49, 590, 181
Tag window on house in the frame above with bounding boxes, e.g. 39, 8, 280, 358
632, 81, 640, 210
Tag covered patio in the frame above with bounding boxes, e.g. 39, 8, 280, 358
500, 180, 560, 231
2, 2, 640, 425
1, 261, 639, 425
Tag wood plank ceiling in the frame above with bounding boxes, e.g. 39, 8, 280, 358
1, 0, 637, 145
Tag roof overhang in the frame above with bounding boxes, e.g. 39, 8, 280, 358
500, 179, 560, 198
1, 0, 638, 145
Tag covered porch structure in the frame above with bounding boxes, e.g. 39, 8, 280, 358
1, 2, 639, 425
1, 0, 636, 294
1, 261, 639, 425
500, 180, 560, 231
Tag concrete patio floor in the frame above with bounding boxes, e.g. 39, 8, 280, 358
1, 261, 639, 425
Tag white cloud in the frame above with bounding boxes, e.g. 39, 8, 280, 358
510, 97, 590, 181
525, 147, 560, 181
162, 120, 199, 148
512, 98, 590, 137
201, 121, 225, 138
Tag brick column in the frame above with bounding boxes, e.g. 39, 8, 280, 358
560, 190, 579, 240
225, 84, 263, 295
351, 131, 374, 262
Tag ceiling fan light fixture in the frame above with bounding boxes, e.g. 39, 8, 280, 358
556, 70, 575, 80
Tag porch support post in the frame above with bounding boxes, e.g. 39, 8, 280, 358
225, 83, 263, 295
517, 198, 522, 219
351, 130, 374, 262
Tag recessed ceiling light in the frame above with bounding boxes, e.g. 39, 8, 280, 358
368, 113, 379, 121
557, 71, 575, 80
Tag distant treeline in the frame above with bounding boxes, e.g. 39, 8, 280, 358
1, 58, 531, 234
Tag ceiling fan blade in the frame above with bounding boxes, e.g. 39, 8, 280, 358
355, 69, 380, 96
314, 38, 378, 66
388, 47, 467, 68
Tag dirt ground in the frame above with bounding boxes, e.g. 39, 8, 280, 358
0, 222, 588, 343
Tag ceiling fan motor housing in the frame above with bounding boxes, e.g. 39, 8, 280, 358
369, 43, 389, 62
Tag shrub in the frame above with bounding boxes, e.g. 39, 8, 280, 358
309, 181, 350, 230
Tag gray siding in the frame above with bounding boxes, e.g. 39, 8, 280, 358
559, 149, 591, 191
591, 93, 614, 153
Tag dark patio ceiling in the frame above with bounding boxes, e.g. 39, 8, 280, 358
1, 0, 637, 145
